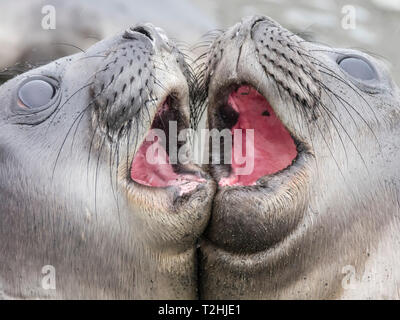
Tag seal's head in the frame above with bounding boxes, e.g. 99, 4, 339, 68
198, 16, 400, 299
0, 24, 215, 299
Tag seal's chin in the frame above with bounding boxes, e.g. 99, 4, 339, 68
130, 95, 204, 193
217, 85, 298, 186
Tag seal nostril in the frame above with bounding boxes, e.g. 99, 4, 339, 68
250, 18, 267, 31
131, 27, 153, 41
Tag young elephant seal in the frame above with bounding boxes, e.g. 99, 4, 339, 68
0, 24, 215, 299
197, 15, 400, 299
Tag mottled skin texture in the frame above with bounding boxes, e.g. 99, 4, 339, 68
0, 25, 215, 299
199, 16, 400, 299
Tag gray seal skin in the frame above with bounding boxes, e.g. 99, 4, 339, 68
0, 24, 215, 299
198, 15, 400, 299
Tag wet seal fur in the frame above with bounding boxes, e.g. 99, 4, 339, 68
196, 15, 400, 299
0, 24, 215, 299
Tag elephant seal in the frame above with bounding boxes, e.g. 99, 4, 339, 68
197, 15, 400, 299
0, 24, 215, 299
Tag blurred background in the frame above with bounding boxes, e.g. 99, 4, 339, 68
0, 0, 399, 83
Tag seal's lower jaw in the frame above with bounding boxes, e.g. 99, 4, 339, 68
130, 95, 206, 196
205, 84, 312, 254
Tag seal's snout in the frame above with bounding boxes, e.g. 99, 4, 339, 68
123, 23, 171, 53
127, 25, 154, 41
124, 24, 156, 43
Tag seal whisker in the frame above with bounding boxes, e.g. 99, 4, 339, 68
50, 42, 86, 53
109, 138, 123, 232
46, 82, 94, 132
318, 78, 362, 132
317, 77, 379, 145
191, 29, 224, 48
318, 68, 380, 124
124, 120, 134, 199
312, 98, 350, 165
71, 105, 91, 151
52, 103, 93, 181
150, 74, 171, 96
86, 120, 99, 183
94, 134, 106, 222
76, 54, 107, 62
114, 137, 123, 220
313, 87, 370, 172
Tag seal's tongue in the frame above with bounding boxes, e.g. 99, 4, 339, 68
219, 86, 297, 186
130, 99, 203, 190
130, 139, 178, 187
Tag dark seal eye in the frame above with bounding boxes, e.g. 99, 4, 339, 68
18, 79, 56, 108
338, 57, 377, 81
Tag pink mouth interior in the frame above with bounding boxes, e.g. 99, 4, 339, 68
130, 99, 203, 191
219, 86, 298, 186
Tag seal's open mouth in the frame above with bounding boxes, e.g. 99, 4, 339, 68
215, 85, 298, 186
130, 95, 204, 192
